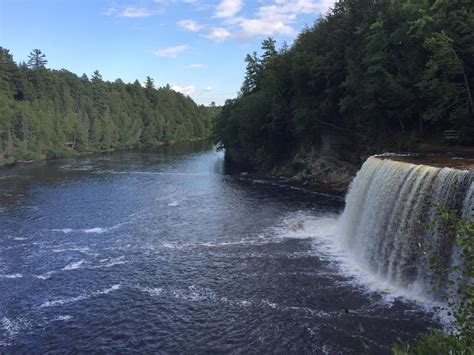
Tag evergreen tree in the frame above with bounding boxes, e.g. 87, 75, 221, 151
0, 48, 218, 166
261, 37, 277, 66
214, 0, 474, 172
27, 49, 47, 69
240, 52, 260, 96
145, 76, 155, 90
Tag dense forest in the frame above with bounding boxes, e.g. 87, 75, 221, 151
0, 48, 217, 165
214, 0, 474, 171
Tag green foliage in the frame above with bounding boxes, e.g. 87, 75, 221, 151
393, 206, 474, 354
0, 48, 218, 165
27, 49, 48, 70
240, 52, 261, 96
392, 331, 472, 355
214, 0, 474, 171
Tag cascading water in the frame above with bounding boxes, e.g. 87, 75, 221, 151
338, 156, 473, 299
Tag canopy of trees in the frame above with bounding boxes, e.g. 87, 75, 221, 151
214, 0, 474, 170
0, 48, 218, 165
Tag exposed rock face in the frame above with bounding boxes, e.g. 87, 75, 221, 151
272, 130, 364, 194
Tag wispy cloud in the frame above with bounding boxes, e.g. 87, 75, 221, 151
178, 20, 203, 32
171, 84, 196, 95
153, 45, 190, 57
120, 7, 152, 17
104, 0, 184, 18
103, 6, 118, 16
186, 64, 207, 69
206, 27, 232, 42
205, 86, 213, 91
214, 0, 243, 18
176, 21, 233, 42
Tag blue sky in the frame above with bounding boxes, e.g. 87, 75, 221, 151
0, 0, 334, 105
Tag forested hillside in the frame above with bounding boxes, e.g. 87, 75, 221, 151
214, 0, 474, 175
0, 48, 217, 165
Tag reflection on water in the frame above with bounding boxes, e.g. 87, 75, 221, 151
0, 141, 436, 353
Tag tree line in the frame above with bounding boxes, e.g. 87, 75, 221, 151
214, 0, 474, 170
0, 48, 218, 165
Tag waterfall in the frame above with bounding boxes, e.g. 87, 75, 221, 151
338, 156, 473, 299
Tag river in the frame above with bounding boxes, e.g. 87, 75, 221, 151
0, 141, 437, 353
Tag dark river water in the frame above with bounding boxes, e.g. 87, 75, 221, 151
0, 141, 437, 353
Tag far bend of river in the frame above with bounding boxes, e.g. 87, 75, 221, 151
0, 141, 437, 353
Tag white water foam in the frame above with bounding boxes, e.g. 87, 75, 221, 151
61, 256, 127, 271
40, 294, 90, 308
52, 246, 97, 256
0, 273, 23, 279
100, 284, 121, 294
91, 256, 127, 269
138, 284, 251, 306
40, 284, 121, 308
52, 228, 73, 233
161, 242, 183, 249
137, 284, 337, 317
34, 271, 56, 280
139, 287, 163, 297
84, 227, 107, 234
1, 317, 30, 337
63, 260, 86, 270
272, 211, 443, 307
51, 222, 130, 235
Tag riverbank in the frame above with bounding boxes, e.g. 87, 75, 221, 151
0, 138, 212, 169
232, 142, 474, 195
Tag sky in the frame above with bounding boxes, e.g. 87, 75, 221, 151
0, 0, 335, 105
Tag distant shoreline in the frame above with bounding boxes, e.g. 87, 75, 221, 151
0, 137, 212, 169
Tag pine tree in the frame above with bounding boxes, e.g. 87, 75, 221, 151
145, 76, 155, 90
261, 37, 277, 67
91, 70, 107, 114
0, 47, 216, 165
280, 41, 289, 54
27, 49, 47, 69
240, 52, 260, 96
0, 48, 20, 96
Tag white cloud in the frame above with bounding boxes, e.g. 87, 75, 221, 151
171, 84, 196, 95
171, 0, 335, 42
177, 21, 231, 42
186, 64, 207, 69
153, 45, 190, 57
206, 27, 232, 42
237, 18, 295, 38
234, 0, 334, 38
205, 86, 213, 91
265, 0, 320, 16
215, 0, 243, 18
317, 0, 336, 13
177, 20, 204, 32
120, 7, 152, 17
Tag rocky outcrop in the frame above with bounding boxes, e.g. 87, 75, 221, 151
272, 130, 364, 194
